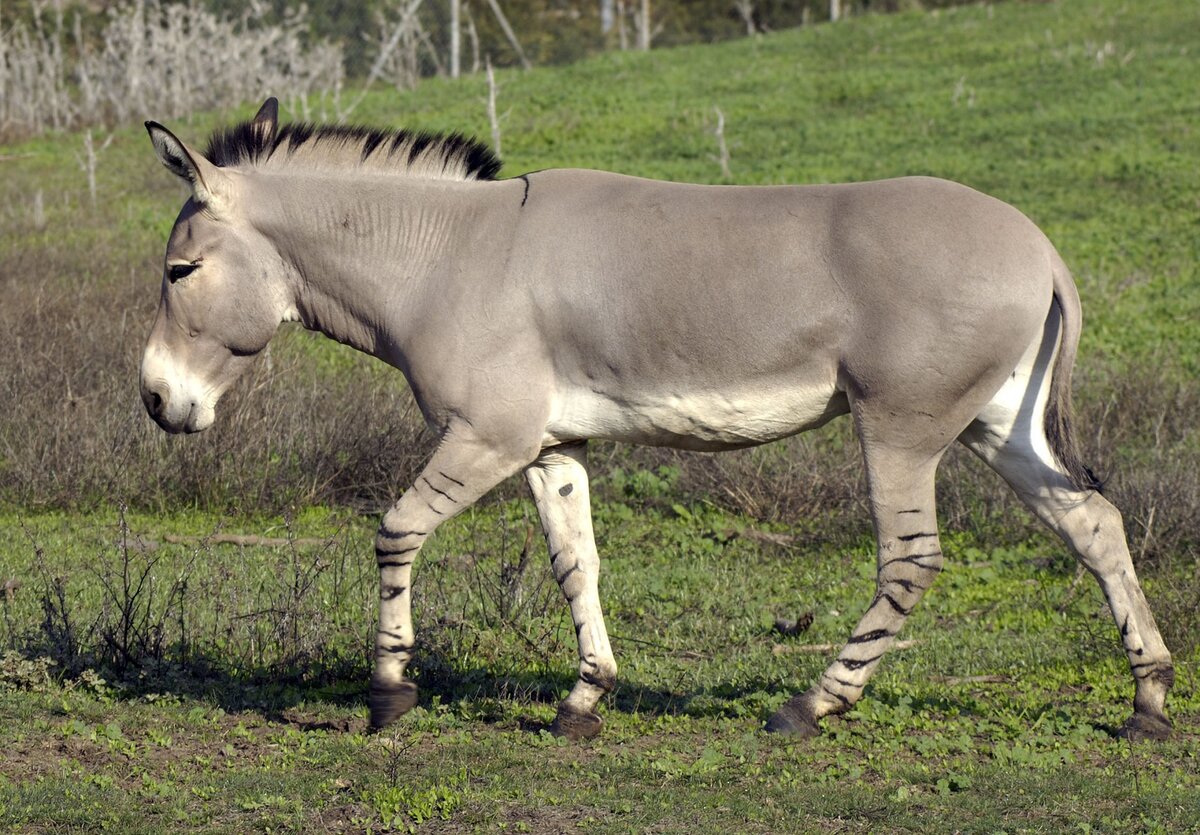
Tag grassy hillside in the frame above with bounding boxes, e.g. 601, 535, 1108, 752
0, 0, 1197, 512
1, 0, 1199, 831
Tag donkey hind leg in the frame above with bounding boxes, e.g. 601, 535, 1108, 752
524, 443, 617, 740
959, 339, 1173, 740
369, 427, 532, 731
767, 446, 945, 736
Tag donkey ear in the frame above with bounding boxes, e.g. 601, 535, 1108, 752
144, 121, 233, 210
251, 97, 279, 139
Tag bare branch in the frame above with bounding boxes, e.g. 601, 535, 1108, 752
486, 58, 502, 156
483, 0, 531, 70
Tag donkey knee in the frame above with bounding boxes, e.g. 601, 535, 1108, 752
375, 509, 427, 557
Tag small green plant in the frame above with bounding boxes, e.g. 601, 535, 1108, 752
0, 651, 55, 692
364, 770, 466, 831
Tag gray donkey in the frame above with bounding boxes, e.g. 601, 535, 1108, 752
140, 98, 1173, 741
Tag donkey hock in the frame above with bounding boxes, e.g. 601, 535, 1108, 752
140, 98, 1173, 742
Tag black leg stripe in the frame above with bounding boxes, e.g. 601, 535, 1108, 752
379, 525, 426, 540
821, 684, 851, 708
438, 470, 466, 487
422, 477, 456, 503
898, 532, 937, 542
379, 643, 414, 654
839, 653, 883, 672
884, 577, 919, 594
557, 563, 581, 584
423, 497, 445, 516
832, 676, 859, 690
376, 545, 418, 557
380, 629, 406, 641
875, 592, 913, 616
377, 559, 414, 569
848, 628, 895, 644
888, 553, 942, 568
381, 585, 407, 600
580, 669, 616, 692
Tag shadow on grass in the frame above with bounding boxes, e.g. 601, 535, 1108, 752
6, 639, 841, 728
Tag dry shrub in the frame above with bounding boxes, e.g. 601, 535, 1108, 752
0, 0, 344, 142
7, 511, 377, 692
0, 260, 432, 512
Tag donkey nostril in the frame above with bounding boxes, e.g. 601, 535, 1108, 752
150, 390, 163, 414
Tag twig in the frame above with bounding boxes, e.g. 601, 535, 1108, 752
724, 527, 793, 547
343, 0, 426, 118
1137, 505, 1156, 561
610, 632, 710, 659
1057, 564, 1088, 613
449, 0, 461, 78
74, 129, 112, 208
486, 59, 502, 156
712, 106, 731, 179
482, 0, 531, 69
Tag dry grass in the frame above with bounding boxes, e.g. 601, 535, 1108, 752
0, 265, 430, 512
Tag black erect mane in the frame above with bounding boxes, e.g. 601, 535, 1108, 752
203, 119, 502, 182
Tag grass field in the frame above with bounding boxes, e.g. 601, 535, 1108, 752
2, 0, 1199, 831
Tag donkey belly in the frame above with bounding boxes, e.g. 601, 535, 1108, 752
544, 378, 849, 450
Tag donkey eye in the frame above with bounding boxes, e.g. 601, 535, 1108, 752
167, 263, 198, 283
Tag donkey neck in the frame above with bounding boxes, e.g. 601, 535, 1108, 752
251, 172, 521, 364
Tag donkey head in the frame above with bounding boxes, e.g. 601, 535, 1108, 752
141, 98, 294, 433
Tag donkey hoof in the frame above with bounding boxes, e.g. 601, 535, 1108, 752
549, 704, 603, 741
368, 680, 418, 731
1118, 712, 1172, 742
764, 700, 820, 738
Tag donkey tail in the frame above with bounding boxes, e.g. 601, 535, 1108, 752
1044, 249, 1103, 493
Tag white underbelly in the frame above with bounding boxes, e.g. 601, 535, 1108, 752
543, 381, 848, 450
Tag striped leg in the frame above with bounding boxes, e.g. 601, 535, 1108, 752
524, 443, 616, 740
767, 448, 944, 736
369, 428, 530, 730
961, 419, 1174, 740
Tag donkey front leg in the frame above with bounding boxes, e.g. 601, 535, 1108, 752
370, 425, 532, 730
524, 443, 617, 740
767, 448, 944, 737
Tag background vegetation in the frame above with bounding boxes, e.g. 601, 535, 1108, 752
2, 0, 1042, 141
1, 0, 1198, 830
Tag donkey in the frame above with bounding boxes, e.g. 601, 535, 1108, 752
140, 98, 1174, 741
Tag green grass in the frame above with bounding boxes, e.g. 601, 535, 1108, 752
2, 0, 1200, 830
1, 502, 1198, 832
